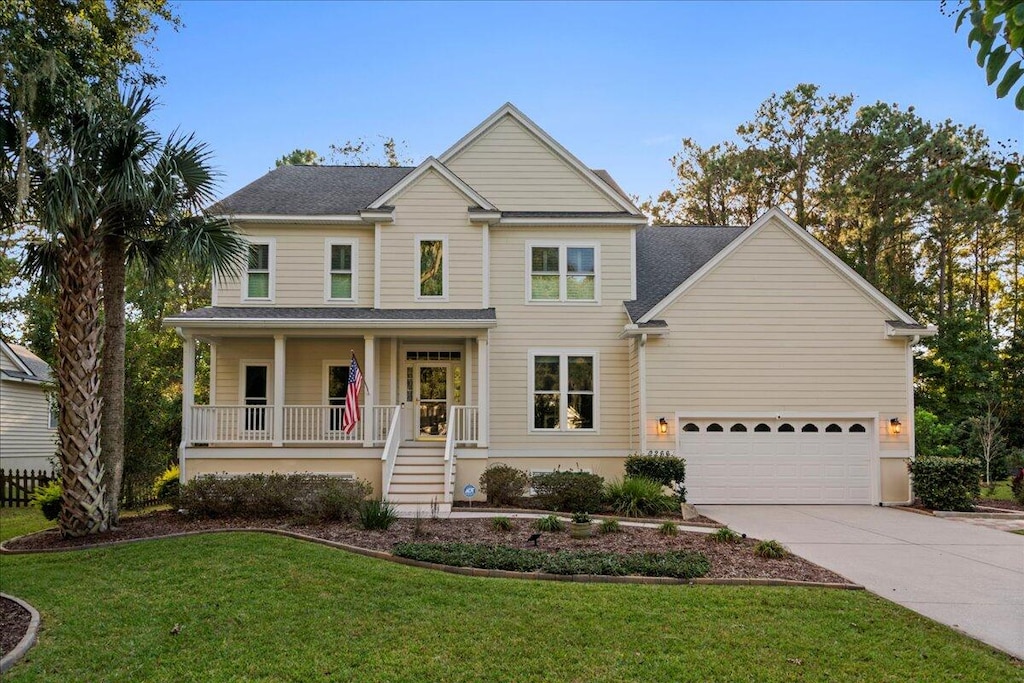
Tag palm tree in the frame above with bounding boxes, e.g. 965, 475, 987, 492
94, 90, 246, 522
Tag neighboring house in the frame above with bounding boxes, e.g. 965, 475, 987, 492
165, 103, 936, 511
0, 340, 58, 473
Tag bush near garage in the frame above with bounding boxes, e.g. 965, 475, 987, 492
529, 470, 605, 513
907, 456, 982, 511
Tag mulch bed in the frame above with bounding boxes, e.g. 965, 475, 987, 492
974, 499, 1024, 512
1, 596, 30, 658
451, 501, 719, 525
3, 511, 847, 584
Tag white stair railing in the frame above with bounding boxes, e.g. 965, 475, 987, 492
380, 403, 404, 497
443, 406, 457, 503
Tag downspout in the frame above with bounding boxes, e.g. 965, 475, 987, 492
638, 333, 648, 454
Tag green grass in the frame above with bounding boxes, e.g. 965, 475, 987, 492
0, 506, 54, 542
979, 479, 1014, 501
0, 530, 1018, 681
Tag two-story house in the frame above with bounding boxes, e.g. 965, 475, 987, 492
165, 103, 935, 512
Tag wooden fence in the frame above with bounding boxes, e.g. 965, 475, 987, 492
1, 468, 162, 509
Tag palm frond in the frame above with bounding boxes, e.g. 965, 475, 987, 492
165, 215, 247, 281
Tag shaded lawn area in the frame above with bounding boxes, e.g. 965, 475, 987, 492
0, 507, 54, 542
979, 479, 1014, 501
1, 531, 1019, 682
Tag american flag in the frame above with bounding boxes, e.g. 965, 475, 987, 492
342, 354, 364, 434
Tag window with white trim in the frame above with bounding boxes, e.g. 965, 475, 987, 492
417, 236, 447, 299
530, 351, 597, 431
529, 244, 597, 302
243, 240, 274, 301
325, 240, 356, 301
326, 364, 349, 431
48, 398, 58, 429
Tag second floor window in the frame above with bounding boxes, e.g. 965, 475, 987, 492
245, 241, 273, 300
327, 241, 354, 301
529, 244, 597, 302
418, 236, 447, 299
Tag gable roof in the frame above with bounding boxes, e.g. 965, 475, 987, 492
636, 208, 920, 325
367, 157, 497, 211
625, 225, 748, 321
211, 165, 414, 216
438, 103, 642, 216
1, 340, 52, 382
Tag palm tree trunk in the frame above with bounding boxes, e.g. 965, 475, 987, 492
56, 231, 109, 537
100, 233, 127, 524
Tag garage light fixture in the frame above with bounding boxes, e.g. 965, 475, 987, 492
889, 417, 902, 435
658, 417, 668, 435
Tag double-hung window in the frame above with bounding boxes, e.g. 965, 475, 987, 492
417, 235, 448, 300
326, 364, 349, 431
530, 351, 597, 431
244, 239, 274, 301
528, 244, 597, 302
325, 240, 356, 301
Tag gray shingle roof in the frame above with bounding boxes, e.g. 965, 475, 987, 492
2, 342, 52, 381
886, 320, 929, 330
211, 165, 415, 216
500, 211, 639, 219
166, 307, 496, 322
626, 225, 748, 321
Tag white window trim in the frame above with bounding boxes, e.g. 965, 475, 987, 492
524, 241, 601, 305
415, 234, 449, 302
527, 349, 599, 433
47, 398, 58, 430
322, 360, 350, 405
237, 360, 273, 404
242, 238, 276, 303
323, 238, 358, 303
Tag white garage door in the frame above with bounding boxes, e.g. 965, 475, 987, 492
679, 418, 873, 504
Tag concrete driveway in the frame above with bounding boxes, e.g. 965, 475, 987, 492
699, 505, 1024, 659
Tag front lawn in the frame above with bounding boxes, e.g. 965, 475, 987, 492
0, 527, 1018, 681
979, 479, 1014, 501
0, 507, 54, 542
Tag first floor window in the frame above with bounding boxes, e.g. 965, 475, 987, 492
243, 364, 269, 431
48, 399, 58, 429
328, 243, 353, 300
246, 243, 271, 299
531, 352, 596, 431
327, 365, 348, 431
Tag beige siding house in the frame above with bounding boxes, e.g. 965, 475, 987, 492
0, 341, 57, 473
166, 103, 934, 512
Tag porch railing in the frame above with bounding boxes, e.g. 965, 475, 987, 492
189, 405, 397, 445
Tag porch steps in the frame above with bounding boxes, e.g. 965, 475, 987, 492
387, 446, 452, 517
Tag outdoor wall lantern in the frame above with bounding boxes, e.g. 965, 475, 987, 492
658, 417, 669, 435
889, 417, 902, 435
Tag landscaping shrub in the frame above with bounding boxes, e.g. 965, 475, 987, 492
604, 477, 674, 518
1012, 468, 1024, 505
625, 454, 687, 500
534, 514, 564, 532
710, 527, 742, 544
530, 470, 605, 513
30, 480, 62, 521
571, 511, 591, 524
479, 464, 529, 506
907, 456, 982, 511
658, 521, 678, 537
179, 473, 370, 520
491, 516, 514, 531
599, 518, 621, 534
359, 498, 399, 530
392, 542, 710, 579
152, 465, 180, 504
754, 540, 787, 559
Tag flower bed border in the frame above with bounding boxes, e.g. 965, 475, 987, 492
452, 505, 722, 527
0, 593, 40, 674
0, 527, 863, 590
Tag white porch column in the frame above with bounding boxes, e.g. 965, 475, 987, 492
477, 334, 488, 447
465, 338, 474, 407
363, 335, 375, 446
273, 335, 285, 446
180, 333, 195, 479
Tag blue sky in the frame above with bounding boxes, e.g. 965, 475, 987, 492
149, 1, 1022, 203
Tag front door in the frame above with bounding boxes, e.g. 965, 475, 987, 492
415, 364, 449, 440
243, 364, 269, 433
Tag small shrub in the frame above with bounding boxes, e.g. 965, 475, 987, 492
907, 456, 982, 511
1011, 468, 1024, 505
310, 478, 373, 522
30, 480, 62, 521
754, 539, 787, 559
491, 516, 514, 531
530, 470, 605, 513
179, 473, 370, 520
604, 477, 674, 518
534, 514, 564, 532
152, 465, 180, 503
658, 521, 678, 536
599, 518, 621, 534
392, 542, 710, 579
625, 454, 686, 500
571, 511, 592, 524
479, 464, 529, 507
710, 526, 742, 543
359, 498, 399, 530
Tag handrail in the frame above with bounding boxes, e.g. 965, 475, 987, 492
443, 405, 457, 503
380, 403, 404, 498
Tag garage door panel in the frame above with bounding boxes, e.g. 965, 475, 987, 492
680, 419, 873, 504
